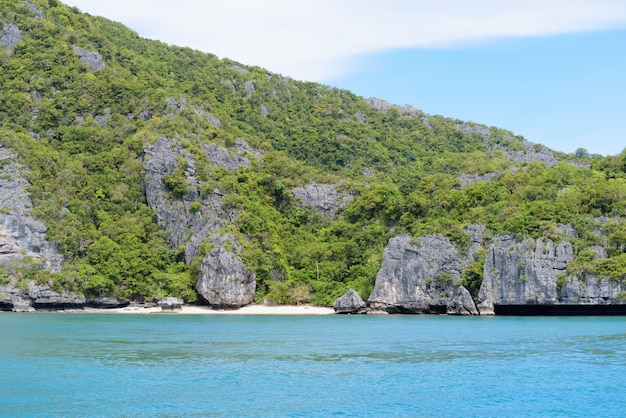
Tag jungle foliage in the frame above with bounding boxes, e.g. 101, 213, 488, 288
1, 0, 625, 304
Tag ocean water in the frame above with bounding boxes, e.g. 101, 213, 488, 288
1, 314, 625, 417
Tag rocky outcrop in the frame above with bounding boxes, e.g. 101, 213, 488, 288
456, 123, 491, 141
476, 235, 573, 314
165, 96, 221, 128
368, 235, 477, 314
457, 172, 500, 189
25, 1, 45, 19
72, 46, 105, 71
1, 23, 22, 53
0, 282, 131, 312
333, 289, 366, 314
143, 136, 258, 307
196, 234, 255, 308
501, 141, 557, 167
292, 183, 355, 218
143, 136, 234, 262
369, 224, 625, 315
204, 138, 260, 171
0, 145, 63, 271
366, 98, 423, 116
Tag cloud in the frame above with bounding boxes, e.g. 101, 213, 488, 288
67, 0, 626, 81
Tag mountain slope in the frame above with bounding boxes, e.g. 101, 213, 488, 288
1, 0, 625, 310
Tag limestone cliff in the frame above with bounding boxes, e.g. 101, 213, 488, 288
367, 234, 477, 314
292, 183, 355, 218
366, 226, 625, 315
476, 235, 573, 314
142, 136, 257, 307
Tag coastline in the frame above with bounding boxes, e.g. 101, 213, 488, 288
79, 304, 336, 315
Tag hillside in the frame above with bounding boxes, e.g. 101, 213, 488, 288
1, 0, 625, 312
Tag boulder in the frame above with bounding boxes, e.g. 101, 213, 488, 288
157, 297, 184, 310
196, 234, 255, 308
447, 286, 479, 315
333, 289, 366, 314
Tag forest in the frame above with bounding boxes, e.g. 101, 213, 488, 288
1, 0, 625, 306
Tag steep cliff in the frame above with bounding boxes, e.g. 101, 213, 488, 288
363, 226, 626, 315
142, 136, 257, 307
367, 235, 477, 314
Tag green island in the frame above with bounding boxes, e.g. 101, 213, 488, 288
1, 0, 625, 314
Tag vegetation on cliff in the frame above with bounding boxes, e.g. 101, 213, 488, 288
1, 0, 625, 306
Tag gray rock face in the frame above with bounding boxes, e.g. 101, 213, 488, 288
28, 283, 87, 310
1, 23, 22, 52
447, 286, 479, 315
143, 136, 231, 262
501, 141, 557, 167
366, 98, 423, 116
165, 96, 221, 128
143, 136, 258, 307
456, 123, 491, 141
333, 289, 366, 313
0, 289, 32, 312
457, 172, 500, 189
243, 80, 255, 98
72, 46, 105, 71
230, 65, 249, 75
158, 297, 184, 310
203, 138, 260, 171
292, 183, 355, 218
0, 145, 63, 272
560, 276, 624, 305
368, 235, 471, 313
477, 235, 573, 314
25, 1, 45, 19
196, 234, 255, 308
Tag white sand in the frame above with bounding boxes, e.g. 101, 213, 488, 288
82, 304, 335, 315
178, 304, 335, 315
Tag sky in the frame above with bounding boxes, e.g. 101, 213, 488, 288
64, 0, 626, 156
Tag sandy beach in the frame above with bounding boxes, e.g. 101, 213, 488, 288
85, 304, 335, 315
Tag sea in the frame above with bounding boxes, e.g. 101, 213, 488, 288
1, 313, 625, 417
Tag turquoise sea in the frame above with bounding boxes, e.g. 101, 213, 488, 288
1, 314, 626, 417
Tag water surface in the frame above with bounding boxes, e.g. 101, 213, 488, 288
1, 314, 625, 417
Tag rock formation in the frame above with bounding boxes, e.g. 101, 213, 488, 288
195, 234, 255, 308
333, 289, 366, 313
368, 235, 477, 314
143, 136, 230, 262
0, 23, 22, 52
368, 225, 625, 315
72, 46, 105, 71
476, 235, 572, 314
204, 138, 260, 171
292, 183, 355, 218
143, 136, 259, 307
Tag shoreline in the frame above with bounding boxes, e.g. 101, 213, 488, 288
78, 304, 336, 315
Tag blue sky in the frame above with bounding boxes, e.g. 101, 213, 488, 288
327, 30, 626, 156
65, 1, 626, 156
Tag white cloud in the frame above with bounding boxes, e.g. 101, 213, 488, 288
66, 0, 626, 81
